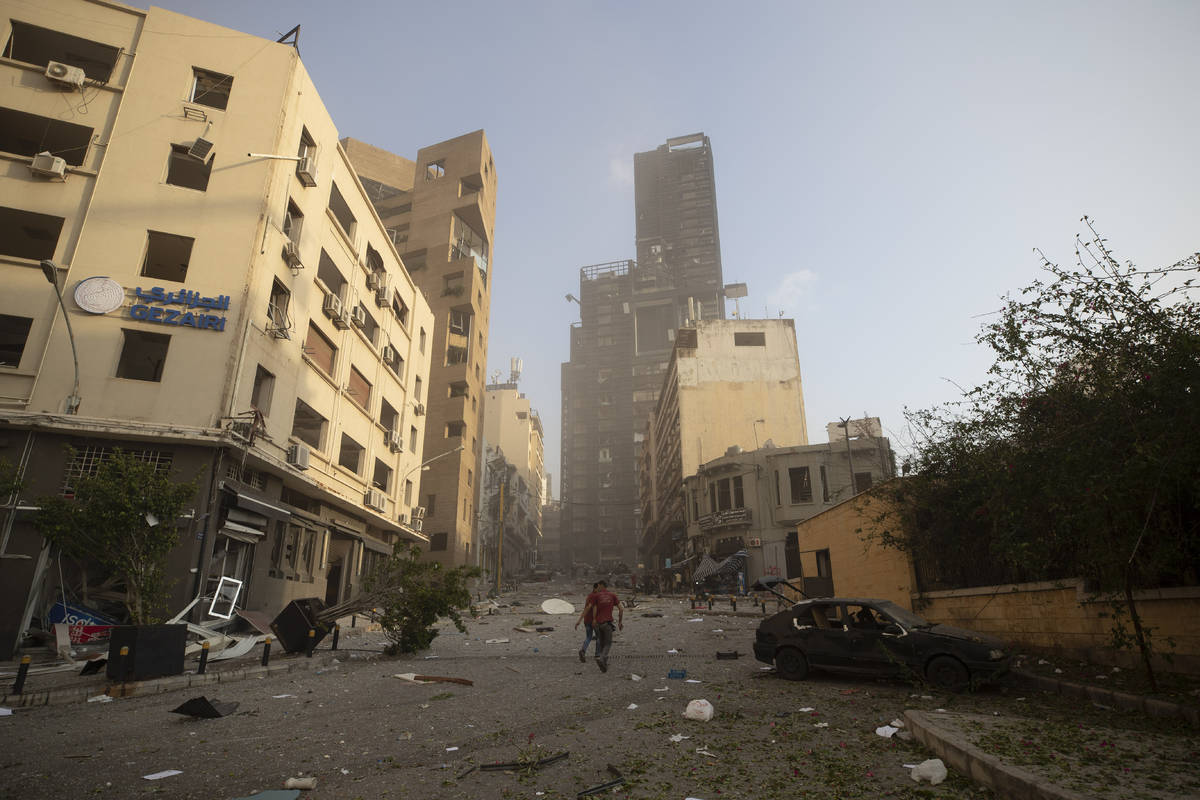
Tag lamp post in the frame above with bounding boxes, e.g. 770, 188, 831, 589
752, 418, 765, 451
40, 260, 81, 414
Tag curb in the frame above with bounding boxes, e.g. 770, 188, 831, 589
905, 709, 1091, 800
1010, 669, 1200, 728
1, 658, 318, 709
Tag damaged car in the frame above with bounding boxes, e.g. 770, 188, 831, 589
751, 579, 1009, 692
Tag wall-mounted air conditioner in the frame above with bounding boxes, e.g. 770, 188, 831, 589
30, 152, 67, 179
287, 442, 311, 470
350, 305, 367, 329
230, 421, 254, 440
322, 292, 342, 320
412, 506, 426, 520
282, 240, 303, 268
334, 308, 351, 330
45, 61, 85, 88
387, 428, 403, 453
411, 518, 423, 532
364, 488, 386, 512
381, 344, 396, 363
365, 271, 380, 290
413, 402, 425, 416
295, 156, 317, 187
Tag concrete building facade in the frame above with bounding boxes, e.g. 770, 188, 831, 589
478, 381, 545, 578
0, 1, 435, 654
639, 319, 813, 576
342, 133, 496, 569
562, 133, 726, 573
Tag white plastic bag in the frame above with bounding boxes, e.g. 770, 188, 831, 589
910, 758, 947, 785
683, 699, 714, 721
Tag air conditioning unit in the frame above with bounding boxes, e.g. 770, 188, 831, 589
230, 421, 254, 440
188, 137, 214, 161
381, 343, 397, 363
413, 402, 425, 416
295, 156, 317, 187
387, 428, 403, 453
412, 505, 426, 521
365, 271, 380, 290
30, 152, 67, 179
282, 240, 303, 268
397, 512, 408, 526
287, 442, 311, 470
748, 538, 762, 547
45, 61, 85, 89
350, 304, 367, 329
334, 308, 351, 330
411, 518, 423, 532
364, 488, 386, 512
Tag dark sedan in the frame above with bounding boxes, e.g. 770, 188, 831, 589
751, 591, 1009, 692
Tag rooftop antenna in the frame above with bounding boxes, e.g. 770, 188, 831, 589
276, 25, 300, 55
509, 357, 523, 384
490, 368, 503, 385
724, 282, 748, 318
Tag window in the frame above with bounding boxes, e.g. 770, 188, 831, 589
446, 345, 468, 365
450, 214, 488, 272
0, 107, 93, 166
789, 466, 813, 504
419, 328, 427, 353
338, 433, 363, 473
446, 420, 465, 438
635, 305, 674, 354
317, 250, 347, 299
372, 459, 392, 492
733, 475, 744, 508
429, 532, 448, 551
774, 470, 781, 505
303, 322, 336, 377
442, 272, 464, 297
291, 398, 325, 449
268, 279, 290, 330
0, 206, 64, 260
353, 302, 379, 344
404, 480, 413, 505
815, 548, 832, 578
716, 478, 731, 511
328, 183, 356, 240
189, 68, 233, 110
598, 447, 611, 463
166, 144, 211, 191
383, 344, 403, 377
380, 399, 399, 434
414, 376, 422, 402
854, 472, 874, 493
3, 21, 120, 82
424, 160, 445, 180
250, 365, 275, 416
735, 331, 767, 347
282, 199, 303, 244
0, 314, 33, 368
449, 309, 470, 335
403, 249, 426, 273
140, 231, 193, 283
459, 173, 483, 196
410, 425, 418, 451
347, 365, 371, 408
297, 127, 316, 160
364, 243, 383, 274
426, 494, 436, 516
467, 469, 472, 487
390, 294, 409, 328
115, 329, 170, 381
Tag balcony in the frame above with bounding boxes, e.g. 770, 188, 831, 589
696, 507, 752, 532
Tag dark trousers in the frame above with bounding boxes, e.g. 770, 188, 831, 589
595, 621, 615, 663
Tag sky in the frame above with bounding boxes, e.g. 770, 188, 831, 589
150, 0, 1200, 495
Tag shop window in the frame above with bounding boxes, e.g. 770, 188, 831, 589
3, 21, 120, 82
141, 230, 193, 283
291, 398, 325, 449
189, 68, 233, 110
0, 205, 64, 261
0, 107, 92, 165
166, 144, 211, 191
115, 329, 170, 382
338, 433, 363, 474
0, 314, 34, 368
303, 322, 336, 377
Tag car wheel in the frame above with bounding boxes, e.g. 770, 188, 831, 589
775, 646, 809, 681
926, 655, 969, 692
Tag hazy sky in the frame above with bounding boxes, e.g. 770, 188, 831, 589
150, 1, 1199, 494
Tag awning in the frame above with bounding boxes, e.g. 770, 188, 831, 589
361, 535, 394, 555
235, 491, 291, 520
218, 523, 262, 544
716, 550, 749, 577
692, 555, 720, 582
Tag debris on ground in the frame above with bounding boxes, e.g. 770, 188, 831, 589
669, 734, 690, 742
513, 626, 538, 633
170, 696, 239, 718
577, 764, 624, 797
684, 699, 714, 721
627, 703, 638, 710
87, 694, 112, 703
540, 599, 575, 615
910, 758, 948, 785
715, 650, 739, 659
485, 638, 510, 644
668, 669, 687, 679
480, 751, 569, 772
283, 776, 317, 789
696, 747, 718, 758
231, 790, 300, 800
142, 769, 182, 780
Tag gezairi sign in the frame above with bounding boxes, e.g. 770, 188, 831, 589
130, 286, 231, 331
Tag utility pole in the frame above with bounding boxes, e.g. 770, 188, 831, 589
495, 477, 505, 595
839, 417, 857, 496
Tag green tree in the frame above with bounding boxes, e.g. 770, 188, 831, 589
35, 448, 196, 624
364, 542, 480, 654
878, 220, 1200, 688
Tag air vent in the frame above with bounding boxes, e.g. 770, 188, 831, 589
188, 137, 214, 161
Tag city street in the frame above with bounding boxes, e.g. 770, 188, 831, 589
1, 581, 1195, 799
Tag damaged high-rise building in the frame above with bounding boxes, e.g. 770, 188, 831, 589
561, 133, 725, 571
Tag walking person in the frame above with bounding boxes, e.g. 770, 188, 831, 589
574, 582, 599, 662
579, 580, 622, 672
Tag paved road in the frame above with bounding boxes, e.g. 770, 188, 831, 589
0, 580, 1092, 799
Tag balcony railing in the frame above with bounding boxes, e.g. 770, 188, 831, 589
696, 506, 752, 531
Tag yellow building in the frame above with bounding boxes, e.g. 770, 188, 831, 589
480, 379, 546, 576
0, 0, 434, 654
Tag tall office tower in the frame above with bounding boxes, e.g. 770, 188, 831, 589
561, 133, 725, 572
343, 133, 496, 568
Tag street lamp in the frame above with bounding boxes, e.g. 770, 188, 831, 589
752, 418, 765, 451
40, 260, 81, 415
403, 443, 465, 482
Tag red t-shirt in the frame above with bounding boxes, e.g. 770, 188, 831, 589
592, 590, 619, 624
583, 591, 598, 623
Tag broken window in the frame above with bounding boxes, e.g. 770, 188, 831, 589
0, 314, 33, 368
282, 199, 303, 244
268, 279, 290, 330
291, 398, 326, 449
449, 309, 470, 335
383, 343, 403, 377
450, 214, 488, 272
442, 272, 464, 297
391, 292, 409, 327
352, 302, 379, 344
141, 230, 193, 283
820, 465, 830, 502
446, 420, 465, 438
424, 159, 445, 181
166, 144, 211, 191
446, 345, 468, 365
635, 304, 673, 354
735, 331, 767, 347
303, 322, 336, 377
372, 459, 392, 492
250, 365, 275, 417
419, 328, 427, 353
115, 328, 170, 382
410, 425, 418, 452
327, 182, 356, 240
429, 532, 448, 551
364, 243, 383, 274
854, 472, 874, 493
347, 365, 371, 408
458, 173, 483, 196
448, 381, 468, 398
789, 466, 813, 504
189, 68, 233, 110
3, 21, 120, 82
0, 205, 64, 261
414, 376, 422, 401
0, 107, 93, 165
379, 399, 399, 434
338, 433, 363, 474
317, 250, 347, 299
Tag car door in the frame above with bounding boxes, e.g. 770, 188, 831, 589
839, 603, 898, 675
799, 602, 852, 670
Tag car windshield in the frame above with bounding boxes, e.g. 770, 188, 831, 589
873, 600, 933, 629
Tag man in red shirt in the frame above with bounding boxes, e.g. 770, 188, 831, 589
574, 582, 599, 663
578, 580, 623, 672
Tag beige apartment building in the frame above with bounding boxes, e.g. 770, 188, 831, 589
0, 0, 435, 655
342, 135, 496, 569
640, 319, 810, 577
479, 380, 545, 577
